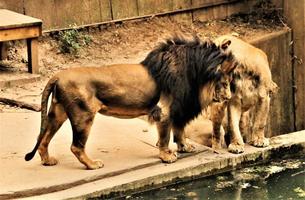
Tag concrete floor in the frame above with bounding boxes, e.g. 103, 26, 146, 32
0, 111, 305, 199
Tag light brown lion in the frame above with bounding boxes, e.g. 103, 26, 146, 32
25, 36, 235, 169
210, 35, 278, 153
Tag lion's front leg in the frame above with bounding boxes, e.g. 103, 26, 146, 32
210, 102, 227, 150
173, 126, 195, 153
239, 110, 251, 142
250, 96, 270, 147
156, 120, 177, 163
227, 101, 245, 153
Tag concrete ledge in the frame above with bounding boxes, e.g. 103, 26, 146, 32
0, 72, 40, 88
22, 131, 305, 200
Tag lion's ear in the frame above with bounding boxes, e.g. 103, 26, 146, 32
221, 39, 231, 50
220, 60, 238, 74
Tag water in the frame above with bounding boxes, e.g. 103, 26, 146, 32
129, 158, 305, 200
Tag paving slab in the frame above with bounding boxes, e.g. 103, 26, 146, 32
0, 111, 208, 199
0, 111, 305, 200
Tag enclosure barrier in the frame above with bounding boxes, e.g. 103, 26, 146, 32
0, 0, 259, 31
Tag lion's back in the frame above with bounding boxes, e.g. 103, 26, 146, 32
215, 35, 273, 87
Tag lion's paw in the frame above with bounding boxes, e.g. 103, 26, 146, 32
250, 137, 269, 148
42, 156, 58, 166
212, 142, 222, 151
87, 159, 104, 170
159, 149, 177, 163
228, 143, 244, 154
212, 139, 226, 151
177, 143, 196, 153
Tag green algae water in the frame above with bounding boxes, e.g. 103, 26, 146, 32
129, 158, 305, 200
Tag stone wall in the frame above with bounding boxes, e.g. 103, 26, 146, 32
252, 30, 295, 136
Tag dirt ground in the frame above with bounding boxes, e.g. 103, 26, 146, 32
0, 14, 286, 112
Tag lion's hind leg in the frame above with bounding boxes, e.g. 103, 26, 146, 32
249, 96, 270, 147
38, 102, 67, 166
68, 106, 103, 170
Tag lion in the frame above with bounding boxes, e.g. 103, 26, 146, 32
210, 35, 278, 153
25, 36, 235, 169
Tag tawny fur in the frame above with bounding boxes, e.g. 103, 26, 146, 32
211, 35, 278, 153
25, 36, 234, 169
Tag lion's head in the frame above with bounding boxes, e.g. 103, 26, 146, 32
141, 34, 236, 127
213, 74, 232, 103
211, 53, 237, 103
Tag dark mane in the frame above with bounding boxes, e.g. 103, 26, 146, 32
141, 35, 228, 128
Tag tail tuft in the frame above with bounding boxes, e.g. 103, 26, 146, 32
269, 81, 279, 95
25, 151, 36, 161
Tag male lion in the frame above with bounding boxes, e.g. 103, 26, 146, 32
210, 35, 278, 153
25, 36, 234, 169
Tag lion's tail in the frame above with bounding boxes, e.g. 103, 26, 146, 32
25, 76, 58, 161
269, 80, 279, 95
